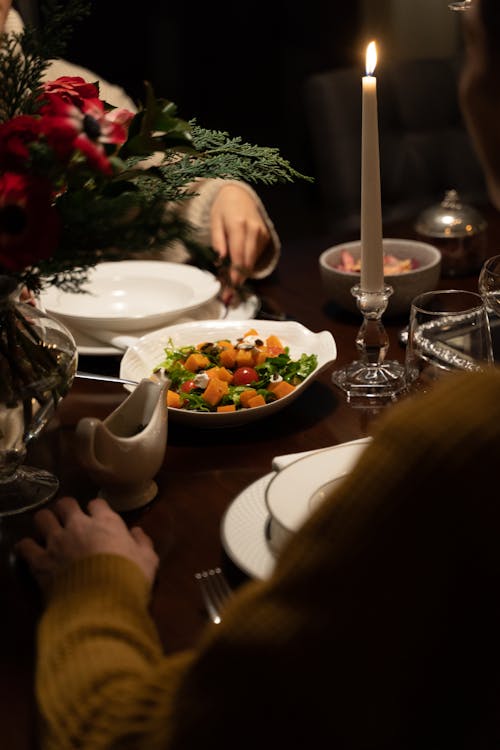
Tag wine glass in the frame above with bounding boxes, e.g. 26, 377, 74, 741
405, 289, 493, 393
0, 297, 77, 517
448, 1, 472, 10
478, 254, 500, 316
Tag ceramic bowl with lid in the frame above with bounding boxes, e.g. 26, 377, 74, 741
415, 189, 488, 277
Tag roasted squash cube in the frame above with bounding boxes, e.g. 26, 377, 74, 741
202, 377, 229, 406
247, 394, 266, 408
253, 348, 269, 366
235, 349, 255, 367
268, 380, 296, 399
184, 352, 210, 372
219, 346, 237, 369
239, 388, 258, 408
166, 390, 183, 408
205, 366, 233, 383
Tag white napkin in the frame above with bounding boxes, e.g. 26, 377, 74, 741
271, 436, 373, 472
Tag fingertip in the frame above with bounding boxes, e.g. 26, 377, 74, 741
52, 496, 83, 523
130, 526, 154, 547
87, 497, 114, 514
220, 287, 234, 306
55, 496, 80, 510
14, 536, 43, 562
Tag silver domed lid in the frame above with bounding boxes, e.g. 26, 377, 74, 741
415, 189, 487, 239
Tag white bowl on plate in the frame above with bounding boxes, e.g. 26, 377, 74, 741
120, 319, 337, 427
319, 238, 442, 318
39, 260, 221, 334
265, 438, 371, 554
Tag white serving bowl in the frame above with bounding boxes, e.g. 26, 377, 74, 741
319, 238, 442, 318
120, 319, 337, 427
40, 260, 221, 334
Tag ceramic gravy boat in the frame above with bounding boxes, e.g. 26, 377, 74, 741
74, 378, 168, 511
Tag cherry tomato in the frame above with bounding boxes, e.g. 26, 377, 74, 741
180, 380, 196, 394
232, 366, 259, 386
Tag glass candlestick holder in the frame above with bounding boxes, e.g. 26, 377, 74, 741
331, 284, 407, 404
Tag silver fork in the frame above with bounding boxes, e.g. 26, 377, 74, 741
194, 567, 232, 624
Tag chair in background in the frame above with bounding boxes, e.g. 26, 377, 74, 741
303, 57, 489, 233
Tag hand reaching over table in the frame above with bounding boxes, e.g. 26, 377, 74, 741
210, 184, 272, 300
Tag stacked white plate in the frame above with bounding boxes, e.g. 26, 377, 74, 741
221, 438, 372, 579
39, 260, 238, 355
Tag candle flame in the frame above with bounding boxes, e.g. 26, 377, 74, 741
365, 41, 377, 76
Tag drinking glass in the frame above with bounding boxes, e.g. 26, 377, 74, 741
478, 254, 500, 316
448, 1, 471, 10
405, 289, 493, 393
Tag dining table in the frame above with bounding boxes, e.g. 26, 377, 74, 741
2, 201, 499, 750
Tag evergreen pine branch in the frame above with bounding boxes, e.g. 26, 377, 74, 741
24, 0, 92, 60
189, 123, 313, 185
0, 32, 48, 120
0, 2, 309, 292
0, 0, 92, 121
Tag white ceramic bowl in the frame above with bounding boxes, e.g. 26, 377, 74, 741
319, 238, 442, 318
120, 319, 337, 427
265, 438, 372, 555
40, 260, 221, 333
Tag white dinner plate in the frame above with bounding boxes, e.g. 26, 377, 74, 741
39, 261, 221, 334
221, 472, 277, 580
119, 319, 337, 426
61, 295, 260, 356
221, 439, 372, 579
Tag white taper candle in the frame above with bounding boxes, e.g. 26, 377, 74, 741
360, 41, 384, 293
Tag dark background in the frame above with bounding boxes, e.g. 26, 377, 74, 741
62, 1, 363, 241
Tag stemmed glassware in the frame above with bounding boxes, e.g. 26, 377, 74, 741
478, 254, 500, 317
448, 1, 472, 11
0, 285, 78, 518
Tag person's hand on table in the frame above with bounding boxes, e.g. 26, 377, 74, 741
210, 184, 271, 303
15, 497, 159, 595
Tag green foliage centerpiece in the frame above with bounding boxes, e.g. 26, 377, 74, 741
0, 0, 307, 513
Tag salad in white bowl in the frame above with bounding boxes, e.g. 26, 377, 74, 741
120, 319, 337, 426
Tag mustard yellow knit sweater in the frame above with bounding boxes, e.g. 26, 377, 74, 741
37, 369, 500, 749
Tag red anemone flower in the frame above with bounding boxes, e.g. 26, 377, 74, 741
39, 93, 131, 174
0, 115, 44, 171
0, 172, 60, 272
41, 76, 101, 110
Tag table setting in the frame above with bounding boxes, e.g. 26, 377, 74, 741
38, 259, 264, 355
221, 437, 372, 580
2, 13, 500, 749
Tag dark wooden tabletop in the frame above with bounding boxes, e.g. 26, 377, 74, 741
1, 206, 497, 749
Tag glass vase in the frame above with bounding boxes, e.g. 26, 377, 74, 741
0, 276, 78, 516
